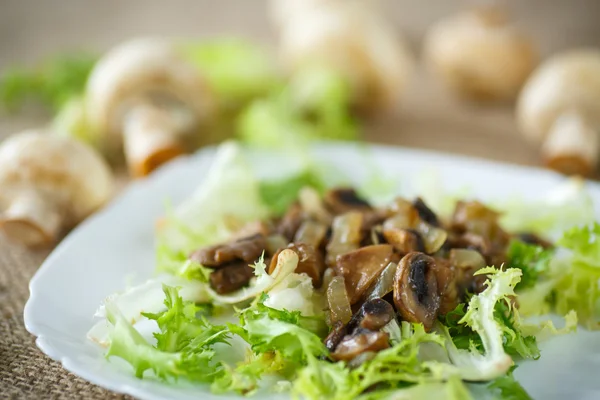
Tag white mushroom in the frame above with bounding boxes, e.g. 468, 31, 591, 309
270, 0, 413, 114
424, 6, 537, 101
86, 38, 214, 177
517, 49, 600, 176
0, 130, 113, 246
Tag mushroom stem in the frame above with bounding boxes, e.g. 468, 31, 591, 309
123, 104, 188, 178
0, 191, 62, 246
541, 111, 598, 176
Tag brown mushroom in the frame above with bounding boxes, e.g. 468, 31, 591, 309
208, 262, 255, 294
331, 330, 390, 361
334, 244, 394, 304
277, 202, 303, 241
324, 188, 372, 215
190, 234, 267, 267
287, 243, 326, 287
326, 211, 364, 267
393, 252, 441, 331
413, 197, 440, 227
349, 298, 395, 331
383, 228, 425, 254
324, 321, 348, 352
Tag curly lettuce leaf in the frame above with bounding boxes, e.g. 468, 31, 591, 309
441, 268, 523, 381
506, 240, 553, 290
156, 141, 268, 256
293, 322, 448, 400
498, 178, 595, 236
104, 285, 229, 381
487, 367, 532, 400
554, 223, 600, 329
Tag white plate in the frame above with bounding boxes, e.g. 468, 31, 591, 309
24, 143, 600, 400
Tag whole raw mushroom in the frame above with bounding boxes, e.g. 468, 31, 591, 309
424, 6, 537, 101
270, 0, 413, 114
86, 38, 214, 177
0, 130, 113, 246
517, 49, 600, 176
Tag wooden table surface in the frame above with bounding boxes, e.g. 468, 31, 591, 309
0, 1, 599, 398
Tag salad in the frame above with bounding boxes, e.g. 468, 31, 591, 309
88, 142, 600, 399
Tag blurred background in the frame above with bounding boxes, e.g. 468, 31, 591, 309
0, 0, 599, 165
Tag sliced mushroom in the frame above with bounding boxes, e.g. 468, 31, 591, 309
209, 262, 255, 294
288, 243, 326, 287
432, 258, 460, 315
326, 211, 364, 267
190, 234, 267, 267
334, 244, 394, 304
324, 320, 348, 352
331, 330, 390, 361
277, 202, 303, 241
324, 188, 372, 215
413, 197, 440, 227
393, 252, 441, 331
383, 228, 425, 254
349, 298, 395, 331
515, 232, 553, 249
383, 214, 447, 254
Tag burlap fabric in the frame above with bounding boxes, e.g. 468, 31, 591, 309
0, 237, 130, 399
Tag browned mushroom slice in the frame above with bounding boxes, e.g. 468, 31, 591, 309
383, 228, 425, 254
277, 202, 304, 240
326, 211, 364, 267
451, 201, 510, 247
331, 330, 390, 361
432, 258, 460, 315
209, 262, 255, 294
324, 321, 348, 352
349, 298, 395, 331
393, 252, 441, 331
324, 188, 372, 215
334, 244, 394, 304
288, 243, 327, 287
384, 214, 447, 254
515, 232, 553, 248
413, 197, 440, 227
294, 220, 328, 248
190, 234, 267, 267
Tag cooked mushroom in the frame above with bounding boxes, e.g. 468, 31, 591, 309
209, 262, 255, 294
324, 320, 348, 352
432, 258, 460, 315
383, 213, 447, 255
383, 228, 425, 254
277, 202, 303, 240
190, 234, 267, 267
0, 130, 113, 246
334, 244, 394, 304
287, 243, 326, 287
86, 38, 214, 177
424, 6, 537, 101
272, 0, 414, 114
324, 188, 372, 215
393, 252, 441, 331
348, 298, 395, 331
331, 330, 390, 361
326, 211, 364, 266
413, 197, 440, 227
516, 49, 600, 176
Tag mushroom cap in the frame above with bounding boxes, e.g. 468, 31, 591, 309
0, 130, 113, 226
86, 37, 214, 149
424, 8, 537, 101
516, 49, 600, 143
277, 0, 413, 112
